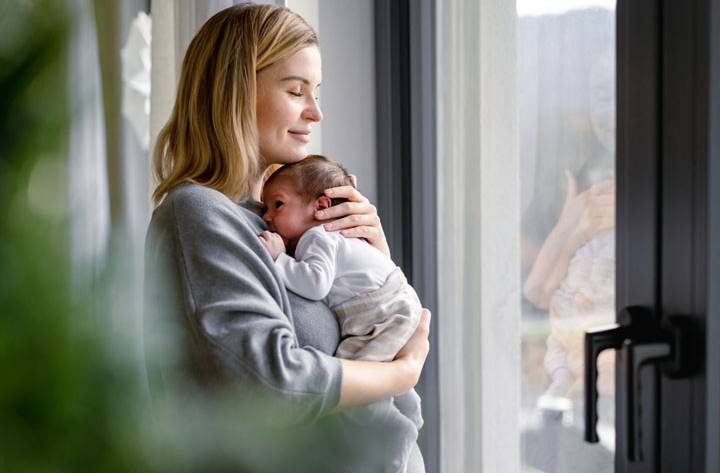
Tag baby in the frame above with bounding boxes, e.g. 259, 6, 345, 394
259, 155, 422, 473
543, 231, 615, 400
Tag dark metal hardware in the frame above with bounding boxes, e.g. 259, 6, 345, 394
584, 306, 699, 461
584, 323, 628, 443
622, 339, 670, 461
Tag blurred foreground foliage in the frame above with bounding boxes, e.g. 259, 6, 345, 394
0, 2, 354, 472
0, 2, 147, 470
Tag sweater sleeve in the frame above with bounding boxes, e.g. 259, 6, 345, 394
274, 226, 339, 301
150, 185, 342, 423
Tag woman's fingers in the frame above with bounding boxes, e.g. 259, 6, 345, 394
562, 170, 579, 210
340, 225, 386, 248
324, 185, 369, 204
589, 181, 616, 200
315, 200, 375, 221
322, 213, 381, 232
339, 225, 380, 239
319, 185, 391, 257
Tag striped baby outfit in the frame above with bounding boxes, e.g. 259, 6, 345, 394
333, 268, 422, 362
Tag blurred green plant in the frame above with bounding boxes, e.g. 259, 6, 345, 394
0, 1, 146, 471
0, 3, 364, 472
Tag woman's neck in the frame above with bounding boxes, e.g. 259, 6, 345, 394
249, 175, 263, 201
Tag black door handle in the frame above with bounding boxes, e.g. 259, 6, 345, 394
621, 339, 670, 461
584, 306, 698, 461
584, 323, 628, 443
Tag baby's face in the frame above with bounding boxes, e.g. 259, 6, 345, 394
262, 175, 318, 247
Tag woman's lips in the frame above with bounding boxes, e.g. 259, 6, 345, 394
288, 130, 311, 143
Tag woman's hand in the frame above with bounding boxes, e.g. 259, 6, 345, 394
523, 171, 615, 309
394, 309, 432, 387
334, 309, 431, 410
314, 181, 391, 258
557, 170, 615, 247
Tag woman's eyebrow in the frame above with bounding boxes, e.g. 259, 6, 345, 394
279, 75, 309, 85
279, 75, 321, 87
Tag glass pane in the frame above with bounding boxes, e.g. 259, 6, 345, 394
518, 2, 616, 472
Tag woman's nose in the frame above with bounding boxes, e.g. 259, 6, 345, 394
303, 96, 323, 122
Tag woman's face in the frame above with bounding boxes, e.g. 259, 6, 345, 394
256, 46, 323, 166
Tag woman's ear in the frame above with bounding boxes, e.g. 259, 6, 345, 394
315, 195, 332, 211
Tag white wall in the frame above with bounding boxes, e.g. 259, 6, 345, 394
317, 0, 377, 203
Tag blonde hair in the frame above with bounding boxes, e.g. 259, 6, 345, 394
263, 154, 354, 204
152, 4, 319, 205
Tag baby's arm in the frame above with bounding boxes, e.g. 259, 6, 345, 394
273, 227, 339, 301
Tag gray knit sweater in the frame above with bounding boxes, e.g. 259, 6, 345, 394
143, 183, 425, 472
144, 183, 342, 421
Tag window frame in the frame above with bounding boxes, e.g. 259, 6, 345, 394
375, 0, 440, 470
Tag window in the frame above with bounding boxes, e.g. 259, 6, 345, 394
436, 1, 616, 471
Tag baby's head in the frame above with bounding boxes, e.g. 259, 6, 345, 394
262, 155, 354, 247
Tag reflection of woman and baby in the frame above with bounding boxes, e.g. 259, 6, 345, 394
144, 5, 430, 473
520, 22, 616, 467
523, 47, 616, 404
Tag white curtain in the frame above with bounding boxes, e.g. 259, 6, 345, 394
68, 0, 153, 378
68, 0, 110, 301
436, 1, 521, 472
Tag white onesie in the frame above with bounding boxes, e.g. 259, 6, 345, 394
274, 224, 421, 362
275, 225, 396, 308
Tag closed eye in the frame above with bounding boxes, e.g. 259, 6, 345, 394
288, 91, 320, 101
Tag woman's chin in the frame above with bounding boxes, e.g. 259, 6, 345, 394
259, 147, 307, 166
287, 143, 312, 160
290, 148, 309, 162
279, 152, 307, 165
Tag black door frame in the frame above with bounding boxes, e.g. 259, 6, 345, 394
616, 0, 718, 471
375, 0, 439, 471
615, 0, 662, 470
706, 0, 720, 470
658, 0, 708, 470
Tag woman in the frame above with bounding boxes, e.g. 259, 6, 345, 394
144, 4, 430, 472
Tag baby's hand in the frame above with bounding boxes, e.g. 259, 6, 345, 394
259, 231, 286, 260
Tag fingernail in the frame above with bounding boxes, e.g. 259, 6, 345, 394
325, 189, 334, 196
317, 210, 325, 218
324, 223, 334, 231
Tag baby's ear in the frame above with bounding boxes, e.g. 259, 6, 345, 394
315, 195, 333, 211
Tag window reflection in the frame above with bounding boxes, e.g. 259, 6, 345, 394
518, 5, 616, 473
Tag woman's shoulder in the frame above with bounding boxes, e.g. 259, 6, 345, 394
161, 183, 250, 216
153, 183, 265, 234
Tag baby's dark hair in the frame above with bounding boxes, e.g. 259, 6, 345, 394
264, 154, 355, 205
